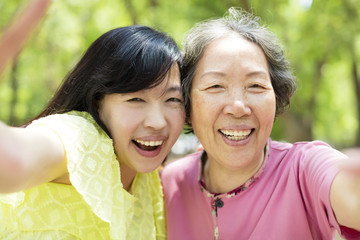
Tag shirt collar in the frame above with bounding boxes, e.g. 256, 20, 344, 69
198, 139, 271, 198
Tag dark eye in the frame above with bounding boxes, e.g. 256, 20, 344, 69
205, 84, 224, 91
127, 98, 144, 102
167, 98, 183, 103
250, 84, 268, 90
250, 84, 263, 88
249, 83, 270, 93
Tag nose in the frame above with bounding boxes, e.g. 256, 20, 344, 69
143, 104, 167, 130
223, 91, 251, 117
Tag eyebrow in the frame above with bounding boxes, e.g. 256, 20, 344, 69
200, 70, 269, 78
199, 71, 225, 79
245, 70, 269, 77
159, 85, 182, 98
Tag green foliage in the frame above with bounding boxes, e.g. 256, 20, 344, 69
313, 61, 357, 145
0, 0, 359, 147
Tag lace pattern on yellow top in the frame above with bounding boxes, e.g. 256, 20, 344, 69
0, 111, 166, 239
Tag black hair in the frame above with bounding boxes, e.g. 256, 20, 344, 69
32, 25, 182, 134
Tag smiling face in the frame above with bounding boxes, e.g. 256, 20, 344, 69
190, 35, 276, 173
99, 64, 184, 177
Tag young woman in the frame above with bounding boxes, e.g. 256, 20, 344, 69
0, 25, 184, 239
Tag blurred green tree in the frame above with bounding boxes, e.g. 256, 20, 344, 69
0, 0, 359, 148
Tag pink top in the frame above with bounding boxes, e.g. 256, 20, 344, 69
161, 139, 360, 240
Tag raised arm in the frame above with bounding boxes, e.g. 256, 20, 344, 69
0, 0, 52, 78
330, 151, 360, 231
0, 121, 67, 193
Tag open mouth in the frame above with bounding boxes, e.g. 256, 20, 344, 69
219, 129, 253, 141
132, 139, 163, 151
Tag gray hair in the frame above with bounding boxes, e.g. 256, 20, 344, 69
182, 7, 296, 130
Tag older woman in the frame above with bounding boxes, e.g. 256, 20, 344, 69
161, 8, 360, 240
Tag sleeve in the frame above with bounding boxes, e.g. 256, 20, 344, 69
297, 141, 360, 238
28, 112, 130, 240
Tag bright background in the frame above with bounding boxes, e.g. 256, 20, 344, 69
0, 0, 359, 156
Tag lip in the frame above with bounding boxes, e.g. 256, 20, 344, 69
132, 135, 167, 158
133, 142, 163, 158
218, 127, 254, 146
133, 135, 167, 142
219, 124, 254, 131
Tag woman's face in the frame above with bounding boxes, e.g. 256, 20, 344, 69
190, 35, 276, 172
99, 64, 184, 175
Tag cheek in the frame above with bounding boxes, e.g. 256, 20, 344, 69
256, 95, 276, 128
266, 94, 277, 115
107, 111, 140, 140
168, 108, 185, 131
190, 92, 211, 121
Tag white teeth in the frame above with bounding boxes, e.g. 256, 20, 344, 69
134, 139, 163, 146
220, 129, 251, 141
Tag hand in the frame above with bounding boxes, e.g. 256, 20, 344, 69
0, 0, 52, 78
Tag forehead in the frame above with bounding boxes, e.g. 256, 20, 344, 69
143, 65, 181, 95
204, 34, 263, 54
196, 35, 268, 74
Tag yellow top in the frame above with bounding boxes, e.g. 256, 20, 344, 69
0, 111, 166, 239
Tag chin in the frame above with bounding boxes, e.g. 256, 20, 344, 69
136, 161, 163, 174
